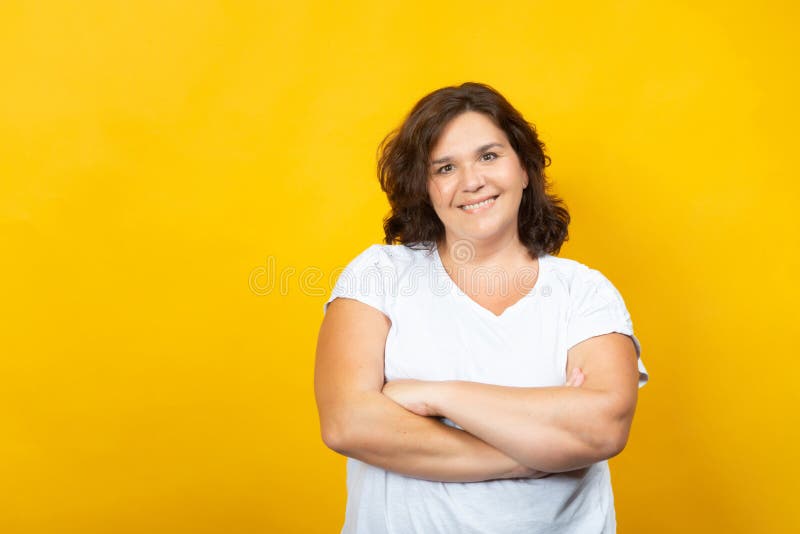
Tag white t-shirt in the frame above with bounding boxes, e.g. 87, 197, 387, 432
323, 243, 649, 534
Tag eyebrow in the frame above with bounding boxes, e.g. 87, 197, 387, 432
430, 142, 505, 166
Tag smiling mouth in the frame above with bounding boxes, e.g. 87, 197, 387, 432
459, 195, 499, 211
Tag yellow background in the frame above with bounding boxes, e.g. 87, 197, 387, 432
1, 1, 798, 532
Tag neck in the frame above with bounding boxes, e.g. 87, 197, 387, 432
438, 232, 531, 268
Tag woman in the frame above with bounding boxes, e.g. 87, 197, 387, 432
315, 82, 648, 533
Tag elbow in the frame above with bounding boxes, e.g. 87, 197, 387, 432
320, 418, 352, 455
593, 393, 636, 460
322, 433, 349, 455
599, 423, 630, 459
320, 425, 341, 452
320, 408, 368, 456
596, 407, 634, 460
318, 392, 382, 456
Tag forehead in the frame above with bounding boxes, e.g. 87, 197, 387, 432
431, 112, 508, 155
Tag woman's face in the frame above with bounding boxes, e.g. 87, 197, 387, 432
427, 111, 528, 248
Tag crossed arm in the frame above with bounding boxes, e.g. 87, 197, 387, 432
314, 297, 640, 482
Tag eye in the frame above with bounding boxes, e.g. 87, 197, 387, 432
481, 152, 498, 162
436, 163, 455, 174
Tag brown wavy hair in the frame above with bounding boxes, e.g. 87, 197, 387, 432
377, 82, 570, 258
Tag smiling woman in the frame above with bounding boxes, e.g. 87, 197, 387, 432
314, 82, 649, 534
377, 82, 569, 261
427, 112, 529, 251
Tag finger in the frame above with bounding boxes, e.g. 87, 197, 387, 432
566, 368, 578, 386
573, 368, 585, 387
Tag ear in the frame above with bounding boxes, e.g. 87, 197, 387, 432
523, 172, 529, 189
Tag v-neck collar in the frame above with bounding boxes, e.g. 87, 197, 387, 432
432, 244, 548, 320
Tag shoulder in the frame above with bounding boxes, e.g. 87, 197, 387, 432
343, 243, 435, 273
326, 243, 435, 316
546, 255, 644, 375
542, 255, 632, 315
543, 254, 616, 294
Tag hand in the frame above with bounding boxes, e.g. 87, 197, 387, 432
382, 379, 440, 417
566, 367, 585, 387
505, 464, 553, 480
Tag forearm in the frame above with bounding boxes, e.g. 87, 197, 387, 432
322, 390, 537, 482
431, 382, 631, 473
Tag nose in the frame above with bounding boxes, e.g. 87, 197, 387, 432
461, 162, 486, 192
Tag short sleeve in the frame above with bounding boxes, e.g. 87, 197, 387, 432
565, 269, 649, 388
323, 245, 394, 318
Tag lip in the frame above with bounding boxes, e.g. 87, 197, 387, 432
458, 194, 499, 208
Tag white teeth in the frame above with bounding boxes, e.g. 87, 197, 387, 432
461, 197, 496, 210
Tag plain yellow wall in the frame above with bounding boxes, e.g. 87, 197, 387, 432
1, 1, 798, 532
